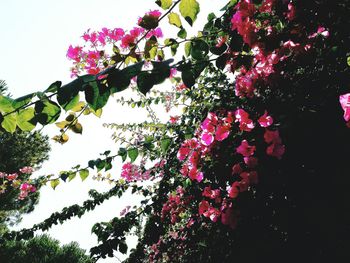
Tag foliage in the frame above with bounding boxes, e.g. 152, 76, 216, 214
0, 234, 93, 263
0, 0, 350, 262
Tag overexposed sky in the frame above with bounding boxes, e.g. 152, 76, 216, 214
0, 0, 226, 261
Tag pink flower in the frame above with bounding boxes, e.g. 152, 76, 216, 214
266, 143, 285, 159
264, 129, 281, 144
109, 28, 124, 41
215, 124, 230, 141
243, 156, 258, 168
236, 140, 256, 157
19, 166, 34, 174
232, 164, 243, 175
235, 108, 255, 131
221, 207, 238, 229
240, 171, 258, 184
258, 111, 273, 127
199, 200, 210, 215
339, 93, 350, 122
202, 186, 220, 200
227, 182, 240, 198
67, 45, 82, 62
7, 173, 18, 181
200, 132, 214, 146
188, 167, 203, 182
146, 28, 163, 38
169, 116, 180, 124
120, 205, 131, 216
286, 2, 296, 21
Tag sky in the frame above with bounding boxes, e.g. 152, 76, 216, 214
0, 0, 226, 261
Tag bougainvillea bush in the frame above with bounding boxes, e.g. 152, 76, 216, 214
1, 0, 350, 262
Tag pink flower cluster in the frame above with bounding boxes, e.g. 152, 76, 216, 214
176, 109, 284, 228
0, 167, 36, 199
339, 93, 350, 127
121, 163, 149, 182
19, 183, 36, 200
230, 0, 329, 99
67, 10, 164, 78
120, 160, 165, 182
161, 186, 191, 224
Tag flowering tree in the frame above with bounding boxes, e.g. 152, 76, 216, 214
0, 0, 350, 262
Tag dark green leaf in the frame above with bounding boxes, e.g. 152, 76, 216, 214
44, 81, 62, 93
191, 39, 209, 60
127, 148, 138, 163
160, 138, 171, 153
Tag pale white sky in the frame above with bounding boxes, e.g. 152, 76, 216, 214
0, 0, 226, 261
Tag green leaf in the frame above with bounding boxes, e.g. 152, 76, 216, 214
137, 72, 155, 95
168, 12, 182, 28
118, 148, 127, 162
1, 113, 17, 133
12, 93, 35, 109
107, 69, 131, 93
128, 148, 139, 163
122, 62, 144, 79
63, 94, 80, 111
44, 81, 62, 93
182, 70, 195, 88
57, 79, 81, 108
156, 0, 172, 9
35, 100, 61, 125
0, 95, 14, 113
144, 37, 158, 60
160, 138, 171, 153
191, 40, 209, 60
179, 0, 200, 26
184, 42, 192, 57
68, 172, 76, 182
17, 108, 36, 131
119, 240, 128, 254
347, 56, 350, 67
210, 43, 228, 56
139, 14, 159, 30
50, 179, 60, 190
79, 169, 89, 181
177, 28, 187, 39
84, 81, 110, 111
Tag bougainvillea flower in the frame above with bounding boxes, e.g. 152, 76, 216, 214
19, 166, 34, 174
202, 186, 221, 200
221, 207, 238, 229
227, 182, 240, 198
188, 167, 203, 182
67, 45, 82, 62
236, 140, 256, 157
215, 124, 230, 141
286, 2, 296, 21
240, 171, 258, 184
169, 116, 180, 124
264, 129, 281, 144
201, 118, 216, 133
7, 173, 18, 181
200, 132, 214, 146
232, 164, 243, 175
243, 156, 258, 168
266, 143, 285, 159
339, 93, 350, 122
258, 111, 273, 127
199, 200, 210, 215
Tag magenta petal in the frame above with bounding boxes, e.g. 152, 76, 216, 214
201, 132, 214, 146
